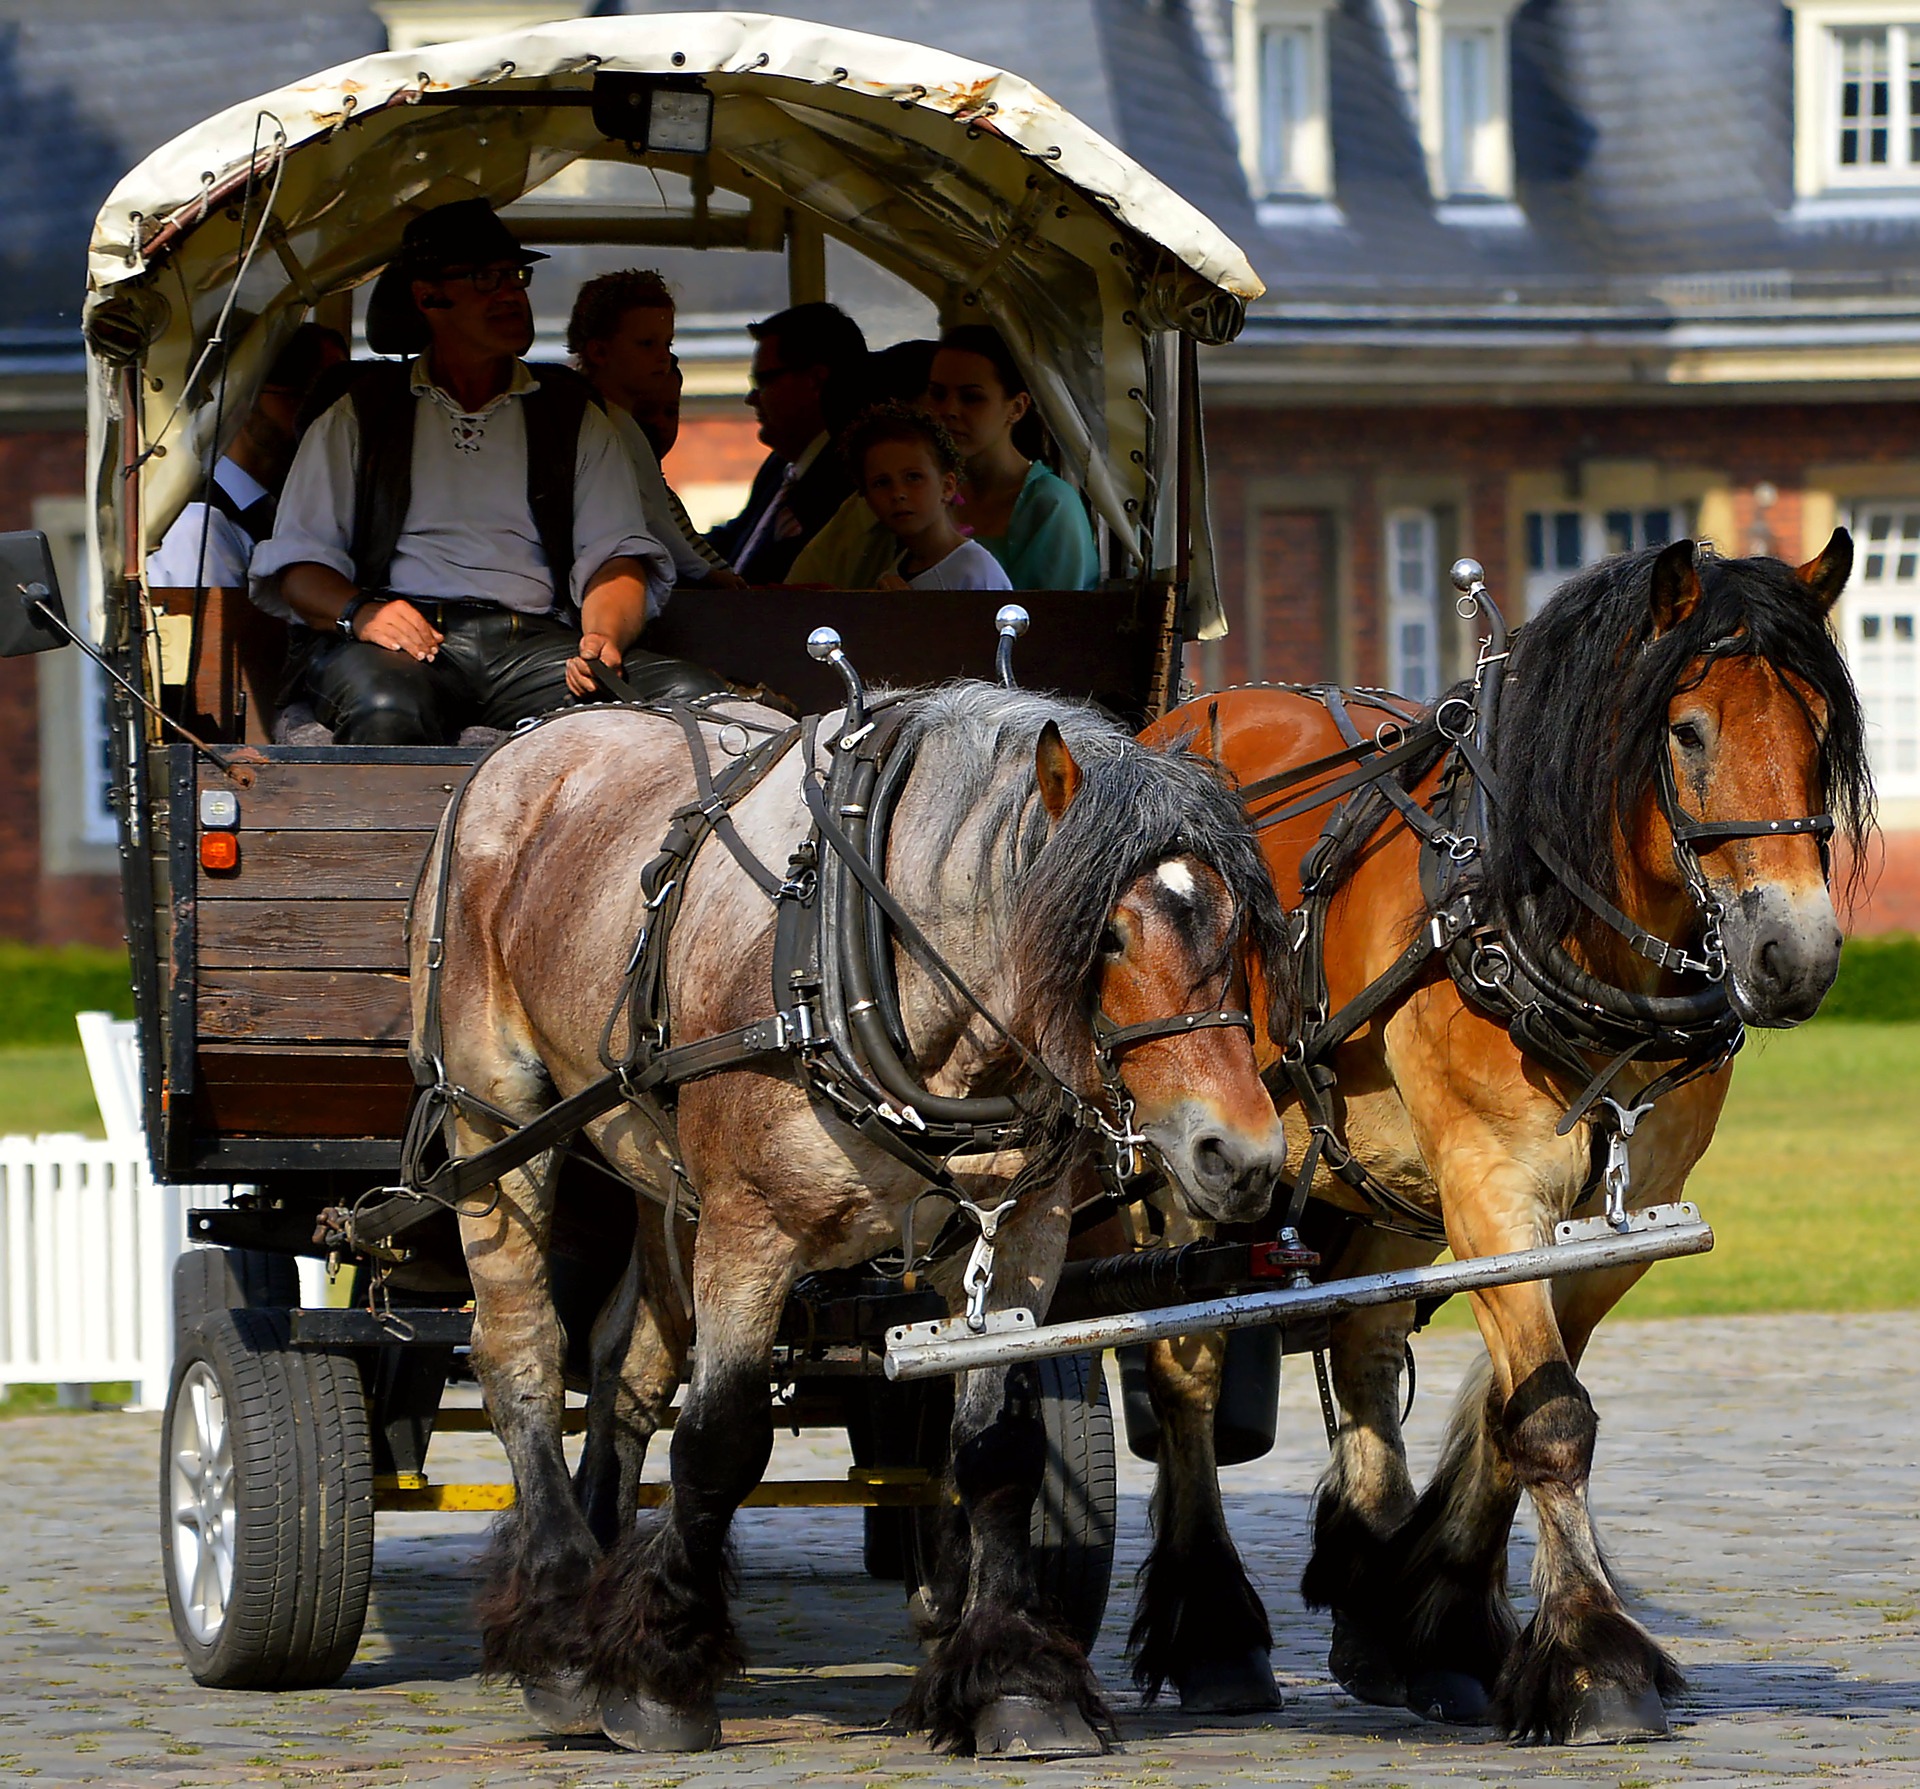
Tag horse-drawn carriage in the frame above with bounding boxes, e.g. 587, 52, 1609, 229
3, 8, 1865, 1763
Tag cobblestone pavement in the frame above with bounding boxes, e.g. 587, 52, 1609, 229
4, 1311, 1918, 1787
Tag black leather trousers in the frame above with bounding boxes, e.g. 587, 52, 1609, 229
299, 603, 726, 745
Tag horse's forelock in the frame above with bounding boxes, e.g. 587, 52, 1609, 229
892, 684, 1294, 1082
1487, 544, 1875, 946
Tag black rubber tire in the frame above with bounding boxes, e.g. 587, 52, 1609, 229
172, 1246, 299, 1340
905, 1354, 1117, 1653
1029, 1352, 1117, 1652
160, 1307, 374, 1689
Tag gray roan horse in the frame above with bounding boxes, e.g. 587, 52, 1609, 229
407, 681, 1292, 1754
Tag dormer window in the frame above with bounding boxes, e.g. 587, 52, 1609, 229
1413, 0, 1522, 212
1235, 0, 1336, 211
1788, 4, 1920, 199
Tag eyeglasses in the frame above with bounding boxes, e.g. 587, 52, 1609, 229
748, 363, 805, 393
435, 264, 533, 296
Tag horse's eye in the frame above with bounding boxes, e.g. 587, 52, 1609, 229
1671, 721, 1705, 752
1100, 925, 1125, 957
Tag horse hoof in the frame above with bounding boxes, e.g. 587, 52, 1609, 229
972, 1696, 1107, 1759
521, 1672, 602, 1736
599, 1689, 720, 1752
1175, 1651, 1283, 1714
1564, 1680, 1670, 1746
1406, 1669, 1493, 1725
1329, 1619, 1406, 1708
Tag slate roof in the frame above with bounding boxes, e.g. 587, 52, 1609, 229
0, 0, 386, 360
8, 0, 1920, 375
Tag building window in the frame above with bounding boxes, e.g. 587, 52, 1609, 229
1442, 28, 1500, 195
1414, 0, 1521, 205
1523, 506, 1680, 614
1384, 509, 1442, 701
1235, 0, 1335, 202
33, 498, 119, 876
1789, 5, 1920, 199
1847, 505, 1920, 795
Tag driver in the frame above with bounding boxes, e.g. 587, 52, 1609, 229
251, 199, 722, 743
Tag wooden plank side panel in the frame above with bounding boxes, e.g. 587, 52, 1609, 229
199, 831, 435, 901
199, 969, 411, 1043
198, 900, 409, 971
221, 761, 472, 831
194, 1043, 416, 1139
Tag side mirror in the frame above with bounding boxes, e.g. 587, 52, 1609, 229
0, 531, 72, 657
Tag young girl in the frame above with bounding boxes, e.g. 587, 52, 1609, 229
926, 323, 1099, 591
843, 404, 1012, 591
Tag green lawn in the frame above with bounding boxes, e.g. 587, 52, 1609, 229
1617, 1021, 1920, 1317
0, 1028, 1914, 1320
0, 1046, 105, 1138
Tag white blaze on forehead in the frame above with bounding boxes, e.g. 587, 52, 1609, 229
1156, 859, 1198, 900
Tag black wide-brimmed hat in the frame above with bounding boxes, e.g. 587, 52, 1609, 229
396, 197, 548, 275
366, 199, 548, 354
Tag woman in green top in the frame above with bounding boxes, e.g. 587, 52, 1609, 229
928, 324, 1100, 590
789, 324, 1100, 590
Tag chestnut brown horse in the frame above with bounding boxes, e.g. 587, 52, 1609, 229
409, 681, 1292, 1755
1128, 535, 1872, 1743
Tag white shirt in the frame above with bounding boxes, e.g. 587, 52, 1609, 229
251, 358, 672, 621
904, 537, 1015, 592
605, 404, 721, 588
147, 457, 269, 589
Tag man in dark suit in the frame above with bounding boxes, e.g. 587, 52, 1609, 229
711, 302, 870, 584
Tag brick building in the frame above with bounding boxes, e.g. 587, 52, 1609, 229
5, 0, 1920, 941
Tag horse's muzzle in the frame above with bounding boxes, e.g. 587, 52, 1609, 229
1722, 887, 1842, 1028
1149, 1103, 1288, 1224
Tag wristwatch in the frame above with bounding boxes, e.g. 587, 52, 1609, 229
336, 594, 374, 637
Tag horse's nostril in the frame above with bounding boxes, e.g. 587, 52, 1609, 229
1758, 936, 1788, 991
1193, 1134, 1236, 1191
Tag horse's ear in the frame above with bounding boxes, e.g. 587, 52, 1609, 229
1648, 538, 1701, 636
1795, 527, 1852, 614
1035, 720, 1082, 822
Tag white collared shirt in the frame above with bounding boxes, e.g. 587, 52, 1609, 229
605, 404, 726, 587
147, 457, 271, 589
251, 357, 672, 620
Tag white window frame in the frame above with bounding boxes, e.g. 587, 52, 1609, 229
1234, 0, 1336, 203
1412, 0, 1521, 203
1842, 501, 1920, 797
1384, 509, 1442, 702
1789, 2, 1920, 197
32, 497, 119, 877
1521, 505, 1686, 615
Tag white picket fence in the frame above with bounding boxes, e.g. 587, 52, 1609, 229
0, 1013, 247, 1408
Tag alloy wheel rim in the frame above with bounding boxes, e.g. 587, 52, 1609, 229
168, 1361, 235, 1644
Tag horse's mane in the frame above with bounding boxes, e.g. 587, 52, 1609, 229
1484, 542, 1875, 951
890, 682, 1294, 1080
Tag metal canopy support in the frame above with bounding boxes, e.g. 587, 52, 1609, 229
787, 211, 827, 306
882, 1203, 1713, 1382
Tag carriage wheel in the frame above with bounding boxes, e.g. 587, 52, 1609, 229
904, 1353, 1117, 1652
160, 1308, 374, 1689
172, 1244, 300, 1340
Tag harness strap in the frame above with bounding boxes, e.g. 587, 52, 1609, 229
1246, 721, 1443, 831
1090, 1008, 1253, 1053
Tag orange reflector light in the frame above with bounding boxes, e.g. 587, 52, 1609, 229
200, 830, 239, 872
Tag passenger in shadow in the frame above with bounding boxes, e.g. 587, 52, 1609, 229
708, 301, 869, 583
567, 269, 745, 590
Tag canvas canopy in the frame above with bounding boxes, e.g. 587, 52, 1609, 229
84, 11, 1259, 618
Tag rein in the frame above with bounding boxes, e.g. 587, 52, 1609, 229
1240, 578, 1838, 1242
